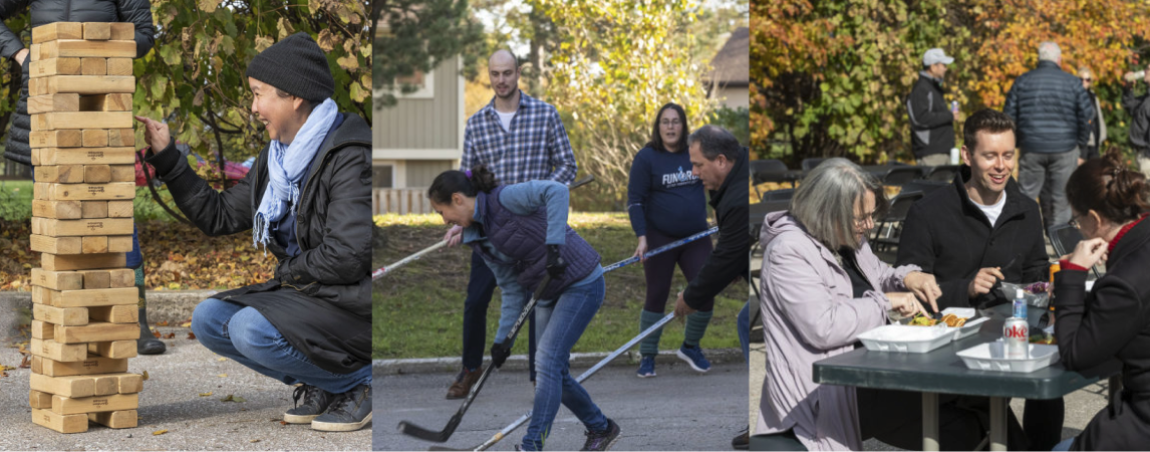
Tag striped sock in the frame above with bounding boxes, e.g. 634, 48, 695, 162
683, 309, 713, 348
638, 310, 665, 357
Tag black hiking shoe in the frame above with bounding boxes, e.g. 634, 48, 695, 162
137, 307, 166, 355
284, 384, 338, 424
732, 426, 749, 450
581, 418, 621, 451
312, 384, 372, 432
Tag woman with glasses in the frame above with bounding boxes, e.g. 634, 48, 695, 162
1051, 149, 1150, 450
754, 158, 942, 451
625, 103, 716, 378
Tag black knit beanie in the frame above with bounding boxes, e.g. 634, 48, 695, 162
245, 32, 335, 103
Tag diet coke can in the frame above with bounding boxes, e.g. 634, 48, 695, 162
1004, 289, 1029, 359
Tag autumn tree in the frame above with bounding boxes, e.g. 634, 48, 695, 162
372, 0, 484, 107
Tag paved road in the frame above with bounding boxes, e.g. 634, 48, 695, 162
0, 327, 371, 450
376, 360, 748, 451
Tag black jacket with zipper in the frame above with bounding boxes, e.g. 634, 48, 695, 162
1, 0, 155, 166
1123, 83, 1150, 155
682, 147, 749, 311
895, 166, 1050, 310
906, 71, 955, 159
1055, 216, 1150, 450
1002, 60, 1094, 154
145, 113, 373, 374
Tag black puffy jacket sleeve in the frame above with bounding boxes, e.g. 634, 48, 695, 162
116, 0, 154, 58
0, 0, 31, 59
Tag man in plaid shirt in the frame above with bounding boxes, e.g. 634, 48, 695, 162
442, 49, 578, 399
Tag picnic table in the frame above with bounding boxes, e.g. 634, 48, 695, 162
813, 318, 1120, 451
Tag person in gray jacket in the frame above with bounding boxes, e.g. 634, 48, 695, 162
1079, 66, 1107, 162
1003, 42, 1094, 230
1122, 68, 1150, 178
906, 48, 956, 166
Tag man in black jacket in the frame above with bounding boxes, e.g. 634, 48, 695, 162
1079, 67, 1107, 161
1003, 41, 1094, 230
1122, 69, 1150, 178
896, 109, 1062, 450
136, 33, 372, 432
906, 48, 956, 166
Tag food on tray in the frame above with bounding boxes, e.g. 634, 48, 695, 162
908, 313, 970, 327
909, 314, 938, 326
1029, 333, 1057, 345
942, 314, 967, 327
1025, 281, 1051, 294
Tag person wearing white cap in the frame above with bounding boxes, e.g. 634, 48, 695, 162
906, 48, 956, 166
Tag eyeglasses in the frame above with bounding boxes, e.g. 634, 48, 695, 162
660, 119, 681, 127
855, 211, 879, 228
1069, 213, 1087, 229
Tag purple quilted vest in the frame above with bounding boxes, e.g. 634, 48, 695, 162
469, 185, 601, 300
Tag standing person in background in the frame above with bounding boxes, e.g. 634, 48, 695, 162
1122, 68, 1150, 179
906, 48, 956, 166
627, 102, 715, 378
442, 48, 578, 399
0, 0, 165, 355
1079, 67, 1107, 162
1003, 41, 1094, 230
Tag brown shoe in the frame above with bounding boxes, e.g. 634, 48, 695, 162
446, 366, 483, 399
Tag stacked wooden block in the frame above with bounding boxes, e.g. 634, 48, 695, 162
27, 22, 142, 434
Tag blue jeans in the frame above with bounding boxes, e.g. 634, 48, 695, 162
191, 298, 371, 394
1053, 437, 1074, 451
522, 276, 609, 450
738, 302, 750, 365
463, 250, 537, 380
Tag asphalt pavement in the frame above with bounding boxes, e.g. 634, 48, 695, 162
376, 359, 748, 451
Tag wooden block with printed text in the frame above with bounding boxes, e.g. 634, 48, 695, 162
81, 201, 108, 218
106, 58, 131, 76
82, 23, 111, 40
30, 58, 81, 78
80, 93, 132, 112
41, 252, 126, 271
34, 356, 128, 377
31, 268, 82, 290
52, 393, 138, 415
32, 217, 133, 237
34, 165, 83, 183
35, 182, 135, 201
107, 200, 133, 218
30, 338, 87, 362
31, 408, 88, 434
38, 147, 135, 165
34, 286, 136, 308
54, 322, 139, 344
32, 23, 83, 42
84, 164, 112, 183
32, 200, 81, 219
32, 303, 88, 326
88, 305, 137, 323
89, 410, 137, 429
30, 130, 83, 148
34, 111, 132, 130
82, 130, 108, 148
30, 235, 81, 254
39, 40, 135, 59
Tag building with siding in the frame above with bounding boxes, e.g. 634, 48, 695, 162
705, 27, 749, 110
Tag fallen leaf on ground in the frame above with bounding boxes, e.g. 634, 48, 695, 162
163, 332, 175, 339
156, 321, 169, 326
217, 373, 227, 378
216, 357, 226, 362
250, 439, 260, 443
142, 370, 149, 381
279, 421, 287, 425
198, 392, 212, 397
179, 322, 191, 328
152, 429, 168, 436
187, 332, 196, 339
219, 394, 246, 403
151, 330, 161, 338
18, 354, 30, 368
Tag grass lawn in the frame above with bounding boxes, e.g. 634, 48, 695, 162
0, 180, 32, 219
373, 213, 746, 360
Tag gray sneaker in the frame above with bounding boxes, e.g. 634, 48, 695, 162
312, 384, 372, 432
284, 384, 337, 424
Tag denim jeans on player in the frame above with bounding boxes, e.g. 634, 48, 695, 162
521, 275, 609, 450
191, 298, 370, 394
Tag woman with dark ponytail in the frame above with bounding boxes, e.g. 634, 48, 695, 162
427, 165, 620, 451
1051, 148, 1150, 450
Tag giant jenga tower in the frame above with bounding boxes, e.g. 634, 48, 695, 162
26, 22, 142, 434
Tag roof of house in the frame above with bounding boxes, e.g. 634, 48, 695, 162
705, 26, 748, 86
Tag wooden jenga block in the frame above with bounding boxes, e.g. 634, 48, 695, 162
109, 23, 134, 41
81, 236, 108, 253
82, 130, 109, 148
32, 200, 81, 219
82, 23, 111, 40
80, 58, 106, 75
108, 236, 132, 252
87, 341, 136, 359
31, 338, 87, 362
34, 182, 135, 201
32, 303, 88, 326
115, 374, 143, 394
54, 322, 139, 344
32, 408, 88, 434
30, 373, 96, 398
39, 40, 135, 59
80, 93, 132, 112
34, 111, 133, 130
89, 410, 137, 429
34, 165, 84, 183
32, 218, 133, 237
32, 23, 83, 42
30, 235, 82, 254
31, 268, 83, 290
34, 286, 136, 308
109, 165, 134, 183
41, 252, 126, 271
29, 93, 81, 114
30, 58, 81, 78
106, 58, 131, 76
30, 320, 54, 339
109, 269, 134, 288
81, 201, 108, 219
38, 147, 135, 165
52, 393, 138, 415
30, 390, 54, 409
84, 164, 112, 183
35, 356, 128, 377
30, 130, 83, 148
30, 43, 41, 62
88, 305, 137, 323
31, 148, 40, 165
79, 270, 111, 289
107, 200, 133, 218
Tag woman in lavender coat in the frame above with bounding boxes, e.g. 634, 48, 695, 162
754, 159, 942, 451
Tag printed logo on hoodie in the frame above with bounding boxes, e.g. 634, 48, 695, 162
661, 166, 699, 188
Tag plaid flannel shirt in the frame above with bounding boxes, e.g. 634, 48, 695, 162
461, 91, 578, 185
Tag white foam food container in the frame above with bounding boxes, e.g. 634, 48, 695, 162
956, 340, 1060, 373
858, 324, 954, 353
937, 308, 989, 340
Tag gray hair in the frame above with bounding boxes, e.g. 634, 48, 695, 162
1038, 42, 1061, 62
789, 158, 888, 251
687, 125, 741, 161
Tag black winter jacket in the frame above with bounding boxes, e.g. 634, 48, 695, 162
1055, 216, 1150, 451
1123, 84, 1150, 155
1, 0, 155, 166
895, 166, 1050, 310
146, 114, 373, 374
682, 148, 748, 311
1002, 61, 1094, 154
906, 72, 954, 159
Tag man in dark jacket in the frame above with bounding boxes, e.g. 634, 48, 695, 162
897, 109, 1062, 450
136, 33, 372, 432
906, 48, 956, 166
0, 0, 164, 355
1079, 67, 1107, 161
1122, 69, 1150, 178
1003, 41, 1094, 230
